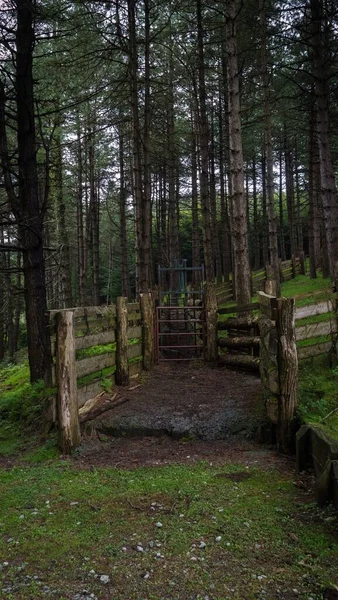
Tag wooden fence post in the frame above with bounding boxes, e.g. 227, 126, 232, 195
140, 292, 154, 371
291, 255, 297, 278
299, 251, 306, 275
116, 296, 129, 385
205, 282, 218, 363
55, 310, 81, 454
276, 297, 298, 453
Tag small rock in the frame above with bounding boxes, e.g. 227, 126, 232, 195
143, 572, 150, 579
19, 515, 25, 519
199, 541, 206, 549
136, 545, 144, 552
100, 574, 110, 584
215, 536, 222, 542
70, 502, 79, 506
155, 522, 163, 528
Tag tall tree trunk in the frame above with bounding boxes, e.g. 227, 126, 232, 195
310, 0, 338, 286
278, 147, 286, 261
15, 0, 51, 382
226, 0, 251, 305
54, 114, 73, 308
259, 0, 280, 295
210, 107, 222, 282
168, 33, 179, 288
142, 0, 152, 290
218, 83, 231, 281
119, 122, 131, 299
197, 0, 213, 281
308, 101, 321, 279
294, 140, 304, 255
76, 114, 86, 306
88, 130, 100, 305
191, 112, 201, 287
261, 152, 268, 267
284, 133, 297, 258
252, 156, 260, 270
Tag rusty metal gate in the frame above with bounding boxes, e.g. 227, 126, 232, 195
155, 261, 206, 362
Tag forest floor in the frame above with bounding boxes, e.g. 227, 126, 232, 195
1, 364, 338, 600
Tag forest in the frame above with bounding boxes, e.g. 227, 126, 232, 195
1, 0, 338, 383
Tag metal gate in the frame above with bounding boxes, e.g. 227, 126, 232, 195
155, 261, 206, 362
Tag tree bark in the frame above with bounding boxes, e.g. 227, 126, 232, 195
310, 0, 338, 286
197, 0, 213, 282
226, 0, 251, 305
15, 0, 51, 382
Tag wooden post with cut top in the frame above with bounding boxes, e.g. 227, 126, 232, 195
55, 310, 81, 454
276, 297, 298, 453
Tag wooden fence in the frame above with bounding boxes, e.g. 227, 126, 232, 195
48, 293, 154, 453
295, 297, 337, 360
49, 301, 143, 408
216, 254, 305, 304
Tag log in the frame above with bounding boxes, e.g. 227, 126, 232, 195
75, 329, 116, 350
218, 336, 260, 349
76, 352, 116, 379
219, 353, 260, 372
298, 341, 332, 360
79, 393, 131, 424
55, 311, 81, 454
116, 296, 129, 385
218, 317, 259, 331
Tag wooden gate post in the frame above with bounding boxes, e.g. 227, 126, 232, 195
55, 310, 81, 454
205, 282, 218, 363
116, 296, 129, 385
140, 292, 154, 371
276, 297, 298, 453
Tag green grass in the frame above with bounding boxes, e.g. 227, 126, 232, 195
296, 311, 335, 328
0, 460, 337, 599
281, 273, 332, 305
296, 333, 332, 348
298, 355, 338, 438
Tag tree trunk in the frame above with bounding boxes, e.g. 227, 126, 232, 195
226, 0, 251, 305
197, 0, 213, 282
278, 147, 286, 261
310, 0, 338, 286
259, 0, 280, 295
284, 133, 297, 258
15, 0, 51, 383
119, 121, 131, 300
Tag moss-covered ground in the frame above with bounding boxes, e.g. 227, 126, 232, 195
0, 458, 337, 600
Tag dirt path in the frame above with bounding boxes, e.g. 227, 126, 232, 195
74, 363, 268, 469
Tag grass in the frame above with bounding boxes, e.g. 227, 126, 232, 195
280, 273, 332, 305
298, 355, 338, 438
0, 459, 337, 599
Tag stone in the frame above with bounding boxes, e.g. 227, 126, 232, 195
99, 575, 110, 584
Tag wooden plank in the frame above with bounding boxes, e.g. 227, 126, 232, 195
258, 291, 277, 307
127, 325, 142, 339
281, 260, 292, 267
129, 360, 142, 377
298, 341, 333, 360
252, 269, 266, 279
127, 312, 141, 324
127, 343, 142, 360
76, 352, 116, 379
77, 375, 116, 408
295, 301, 332, 320
219, 353, 260, 372
296, 321, 337, 341
127, 302, 140, 313
218, 302, 260, 315
74, 316, 116, 332
49, 305, 116, 320
75, 330, 116, 350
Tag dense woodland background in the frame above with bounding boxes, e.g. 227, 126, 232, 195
1, 0, 338, 381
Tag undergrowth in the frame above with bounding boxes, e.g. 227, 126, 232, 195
298, 355, 338, 438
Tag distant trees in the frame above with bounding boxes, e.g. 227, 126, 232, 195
1, 0, 338, 371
